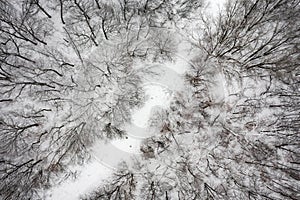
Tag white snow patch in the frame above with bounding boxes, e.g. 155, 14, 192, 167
46, 161, 112, 200
132, 84, 173, 128
206, 0, 226, 17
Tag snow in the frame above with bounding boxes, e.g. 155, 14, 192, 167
132, 84, 173, 128
205, 0, 226, 17
45, 162, 112, 200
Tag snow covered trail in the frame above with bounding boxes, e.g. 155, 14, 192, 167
46, 60, 188, 199
91, 80, 175, 168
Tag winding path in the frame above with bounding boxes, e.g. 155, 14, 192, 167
46, 61, 187, 199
